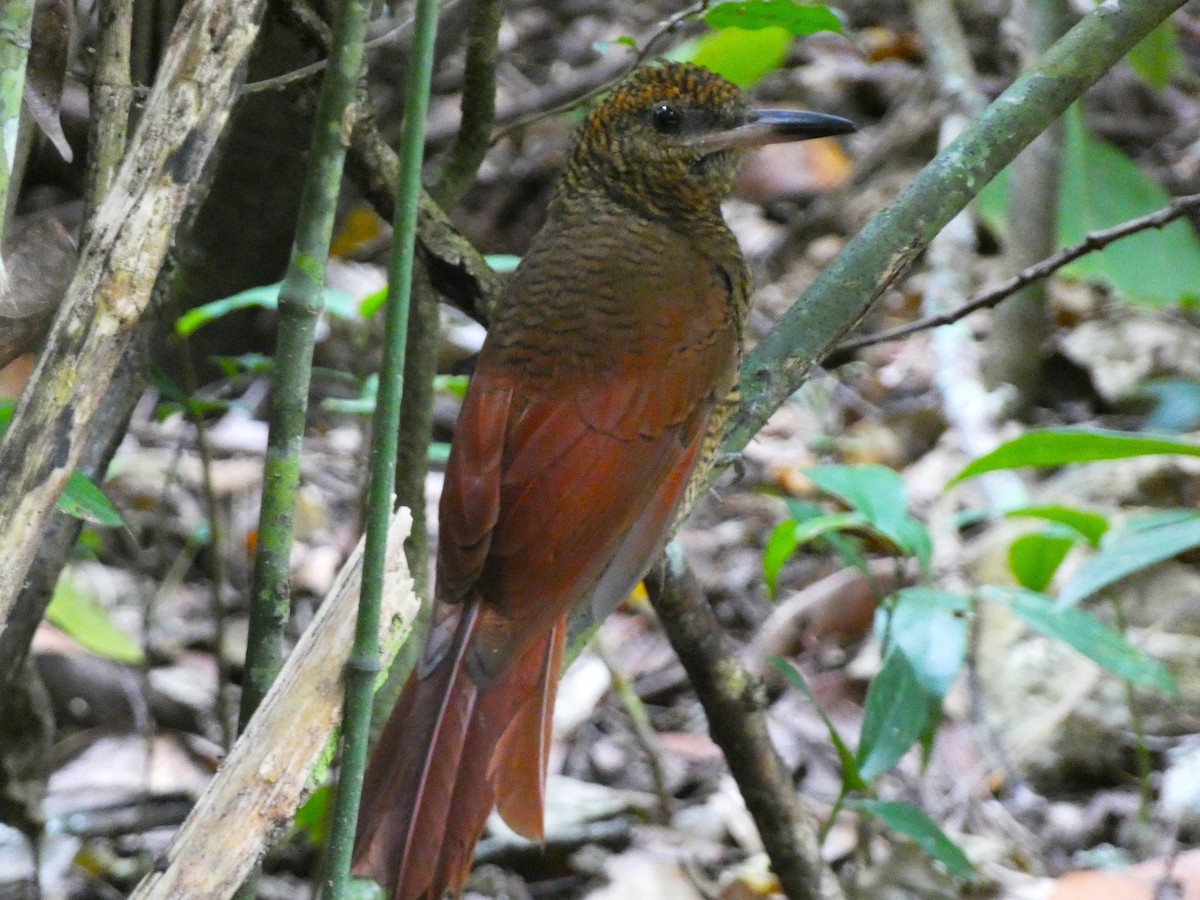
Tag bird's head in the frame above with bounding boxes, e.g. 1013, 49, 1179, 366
564, 61, 855, 222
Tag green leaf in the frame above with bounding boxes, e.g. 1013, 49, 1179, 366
359, 285, 388, 318
981, 587, 1176, 693
1058, 513, 1200, 607
294, 784, 331, 845
175, 283, 357, 336
771, 657, 865, 790
978, 108, 1200, 306
428, 441, 451, 464
1008, 529, 1077, 592
857, 649, 934, 779
951, 429, 1200, 484
0, 396, 14, 433
47, 575, 143, 664
672, 26, 793, 87
433, 374, 469, 399
704, 0, 841, 35
56, 471, 125, 527
1126, 21, 1183, 88
763, 512, 866, 596
880, 589, 968, 699
1004, 504, 1109, 546
849, 799, 976, 880
808, 465, 932, 571
211, 352, 274, 379
321, 373, 378, 415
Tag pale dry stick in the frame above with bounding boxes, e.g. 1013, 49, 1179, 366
0, 0, 266, 612
128, 508, 417, 900
836, 192, 1200, 356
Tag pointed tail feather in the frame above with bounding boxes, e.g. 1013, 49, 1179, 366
353, 611, 566, 899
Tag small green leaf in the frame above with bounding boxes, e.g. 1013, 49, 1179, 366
771, 658, 865, 790
1126, 21, 1183, 88
763, 512, 866, 596
0, 397, 14, 433
359, 285, 388, 318
433, 374, 469, 399
47, 575, 143, 664
1004, 504, 1109, 546
951, 429, 1200, 484
880, 589, 968, 699
175, 283, 357, 336
56, 471, 125, 527
321, 373, 379, 415
704, 0, 841, 35
981, 587, 1177, 693
857, 649, 934, 779
808, 465, 932, 571
849, 799, 976, 880
211, 352, 274, 378
294, 784, 331, 845
1008, 529, 1077, 592
672, 26, 792, 87
1059, 513, 1200, 607
485, 254, 522, 273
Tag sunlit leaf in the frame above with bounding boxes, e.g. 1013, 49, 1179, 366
47, 575, 143, 664
1008, 529, 1077, 592
1004, 504, 1109, 546
672, 26, 792, 87
175, 283, 357, 336
850, 799, 976, 880
980, 587, 1176, 693
1059, 513, 1200, 607
763, 512, 866, 596
951, 429, 1200, 484
56, 471, 125, 528
807, 465, 932, 571
704, 0, 842, 35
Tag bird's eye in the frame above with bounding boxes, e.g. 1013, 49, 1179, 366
651, 103, 681, 134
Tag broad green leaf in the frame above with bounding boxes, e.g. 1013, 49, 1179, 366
849, 799, 976, 880
672, 26, 792, 87
879, 589, 968, 698
1059, 513, 1200, 607
47, 575, 143, 664
704, 0, 841, 35
175, 283, 357, 336
771, 657, 865, 790
1008, 529, 1076, 592
56, 471, 125, 527
808, 465, 932, 571
978, 108, 1200, 306
1004, 504, 1109, 546
857, 649, 934, 779
951, 429, 1200, 484
981, 587, 1176, 693
1137, 379, 1200, 433
1126, 22, 1183, 88
358, 285, 388, 318
294, 784, 331, 844
763, 512, 866, 596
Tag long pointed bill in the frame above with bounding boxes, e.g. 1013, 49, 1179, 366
687, 108, 857, 154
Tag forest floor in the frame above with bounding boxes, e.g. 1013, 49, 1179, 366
5, 0, 1200, 898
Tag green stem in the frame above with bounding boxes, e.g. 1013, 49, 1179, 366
321, 0, 440, 893
720, 0, 1188, 459
238, 0, 375, 728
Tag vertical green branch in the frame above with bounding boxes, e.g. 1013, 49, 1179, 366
321, 0, 441, 893
238, 0, 375, 727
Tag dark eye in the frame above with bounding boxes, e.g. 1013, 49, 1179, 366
651, 103, 681, 134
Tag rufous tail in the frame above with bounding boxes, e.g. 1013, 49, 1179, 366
351, 605, 566, 899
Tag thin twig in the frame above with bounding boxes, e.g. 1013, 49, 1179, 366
833, 192, 1200, 357
646, 544, 845, 900
84, 0, 134, 237
594, 634, 674, 823
489, 1, 711, 145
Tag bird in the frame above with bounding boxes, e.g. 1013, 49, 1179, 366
351, 60, 855, 900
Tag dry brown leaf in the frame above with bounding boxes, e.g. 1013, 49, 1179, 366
26, 0, 74, 163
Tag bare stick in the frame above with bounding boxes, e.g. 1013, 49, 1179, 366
835, 192, 1200, 356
